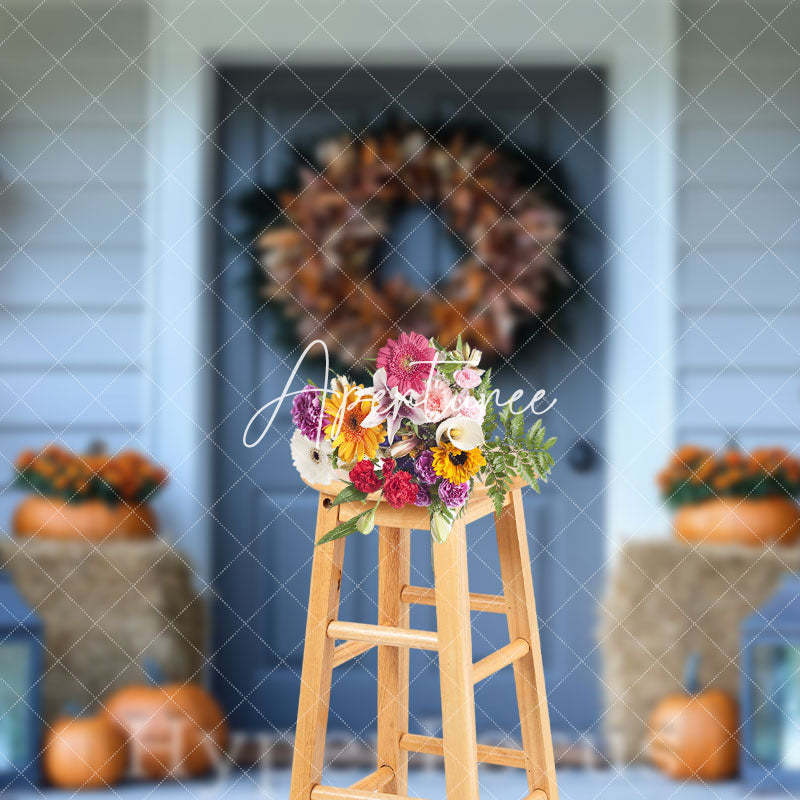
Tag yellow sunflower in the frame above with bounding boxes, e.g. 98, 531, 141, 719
431, 443, 486, 484
324, 383, 384, 463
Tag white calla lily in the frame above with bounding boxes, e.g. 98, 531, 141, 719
435, 415, 484, 450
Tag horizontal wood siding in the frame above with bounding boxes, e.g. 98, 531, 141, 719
676, 0, 800, 450
0, 2, 149, 524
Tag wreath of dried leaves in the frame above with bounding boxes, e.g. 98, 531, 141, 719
243, 122, 575, 368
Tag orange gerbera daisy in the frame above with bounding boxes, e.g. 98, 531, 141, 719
324, 383, 384, 463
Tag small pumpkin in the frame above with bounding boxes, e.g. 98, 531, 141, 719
674, 496, 800, 547
649, 653, 739, 780
13, 496, 156, 541
43, 710, 127, 789
104, 667, 227, 779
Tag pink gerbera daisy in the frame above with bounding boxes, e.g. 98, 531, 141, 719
376, 332, 436, 395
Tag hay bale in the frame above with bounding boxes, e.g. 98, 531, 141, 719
599, 539, 800, 764
0, 537, 205, 720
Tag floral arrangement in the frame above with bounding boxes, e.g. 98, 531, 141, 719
14, 445, 168, 506
249, 122, 572, 366
657, 445, 800, 508
289, 331, 556, 544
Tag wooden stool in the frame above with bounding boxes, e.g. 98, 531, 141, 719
290, 479, 558, 800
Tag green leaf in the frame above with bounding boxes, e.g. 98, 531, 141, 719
489, 484, 506, 516
330, 484, 369, 506
510, 411, 524, 440
482, 402, 498, 440
317, 509, 373, 545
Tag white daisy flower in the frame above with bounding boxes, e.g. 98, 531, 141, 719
290, 429, 336, 485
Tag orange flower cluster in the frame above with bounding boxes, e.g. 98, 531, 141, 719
255, 125, 571, 366
15, 445, 168, 505
657, 444, 800, 508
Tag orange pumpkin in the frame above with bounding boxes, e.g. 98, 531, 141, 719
43, 712, 127, 789
674, 496, 800, 546
12, 496, 156, 541
649, 654, 739, 780
104, 680, 227, 778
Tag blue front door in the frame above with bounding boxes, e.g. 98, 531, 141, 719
211, 67, 608, 739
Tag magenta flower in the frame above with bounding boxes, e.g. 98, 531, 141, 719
376, 332, 436, 395
438, 479, 470, 508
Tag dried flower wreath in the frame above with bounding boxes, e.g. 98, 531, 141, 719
247, 123, 573, 367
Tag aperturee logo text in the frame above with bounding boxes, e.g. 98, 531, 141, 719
244, 335, 557, 543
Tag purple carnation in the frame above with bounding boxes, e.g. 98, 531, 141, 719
438, 479, 470, 509
413, 484, 432, 507
291, 386, 329, 441
414, 450, 437, 485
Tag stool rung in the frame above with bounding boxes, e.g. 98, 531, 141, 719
332, 640, 376, 668
472, 637, 530, 684
400, 585, 507, 614
399, 733, 527, 769
327, 620, 438, 651
311, 786, 429, 800
349, 766, 393, 791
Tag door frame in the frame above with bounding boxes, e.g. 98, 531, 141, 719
210, 64, 612, 733
142, 0, 679, 581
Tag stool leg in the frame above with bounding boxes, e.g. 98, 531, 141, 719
432, 518, 480, 800
290, 498, 346, 800
377, 526, 411, 794
495, 489, 559, 800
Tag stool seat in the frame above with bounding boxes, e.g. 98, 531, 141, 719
304, 476, 526, 529
289, 482, 559, 800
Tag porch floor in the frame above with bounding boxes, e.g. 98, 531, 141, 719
18, 767, 783, 800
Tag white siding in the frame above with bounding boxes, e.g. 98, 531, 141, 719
676, 0, 800, 450
0, 2, 150, 528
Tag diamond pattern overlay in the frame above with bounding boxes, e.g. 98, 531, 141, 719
2, 0, 800, 797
